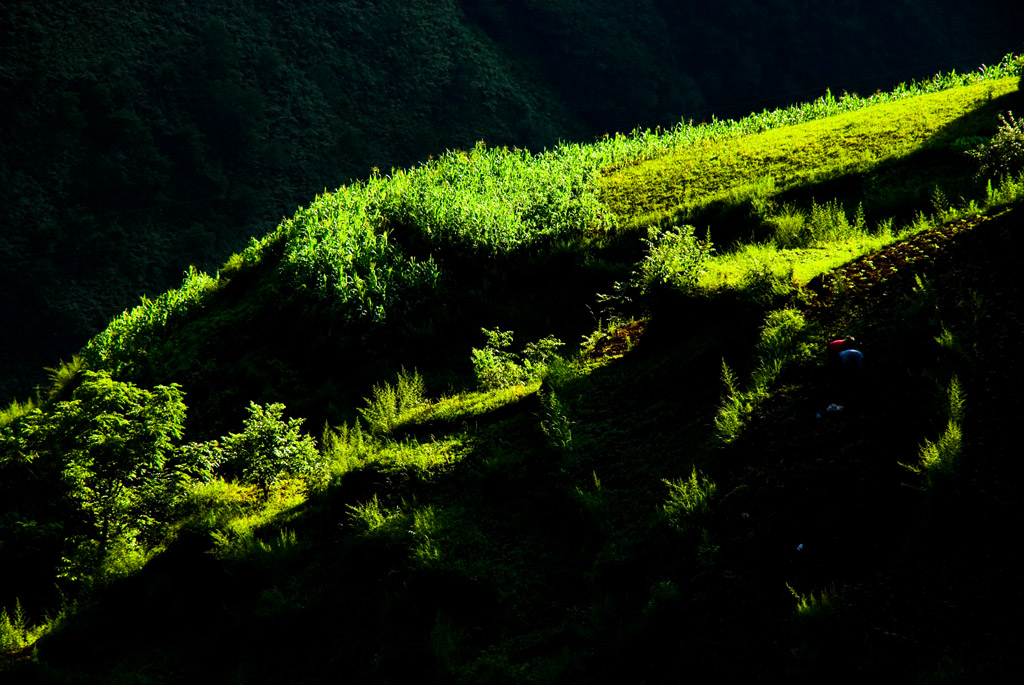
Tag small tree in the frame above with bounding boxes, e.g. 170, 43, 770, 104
223, 402, 324, 496
1, 371, 187, 572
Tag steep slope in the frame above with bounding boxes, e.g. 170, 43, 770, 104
3, 62, 1024, 683
4, 0, 1024, 401
9, 207, 1021, 684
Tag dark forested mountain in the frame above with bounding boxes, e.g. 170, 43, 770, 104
2, 0, 1022, 401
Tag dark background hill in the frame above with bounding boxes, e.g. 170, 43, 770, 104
2, 0, 1023, 402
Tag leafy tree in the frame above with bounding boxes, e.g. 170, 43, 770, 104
222, 402, 325, 496
0, 371, 186, 575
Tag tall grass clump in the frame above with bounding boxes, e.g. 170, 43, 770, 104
0, 398, 37, 427
714, 360, 746, 444
0, 600, 31, 652
983, 170, 1024, 208
346, 494, 408, 538
663, 467, 716, 531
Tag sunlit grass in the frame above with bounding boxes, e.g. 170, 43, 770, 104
598, 77, 1020, 232
179, 478, 308, 543
403, 381, 541, 426
700, 235, 894, 290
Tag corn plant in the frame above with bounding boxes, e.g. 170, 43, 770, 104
82, 266, 218, 375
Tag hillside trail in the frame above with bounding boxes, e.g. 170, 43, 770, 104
699, 206, 1024, 678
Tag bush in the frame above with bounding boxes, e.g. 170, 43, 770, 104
358, 368, 426, 434
968, 110, 1024, 179
471, 328, 564, 390
663, 467, 716, 534
223, 402, 325, 495
635, 225, 713, 295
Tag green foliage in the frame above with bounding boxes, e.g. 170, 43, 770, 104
82, 267, 218, 376
539, 390, 573, 450
787, 583, 839, 619
751, 309, 817, 389
359, 385, 399, 437
471, 328, 564, 391
714, 360, 746, 444
806, 200, 866, 244
984, 170, 1024, 208
904, 377, 966, 489
321, 422, 369, 479
715, 309, 816, 443
663, 467, 716, 533
358, 368, 427, 434
599, 71, 1023, 236
634, 225, 713, 295
0, 371, 187, 581
222, 402, 325, 496
384, 141, 614, 253
346, 494, 408, 537
0, 600, 29, 652
968, 110, 1024, 178
213, 528, 302, 569
276, 188, 442, 324
43, 355, 86, 402
0, 398, 37, 428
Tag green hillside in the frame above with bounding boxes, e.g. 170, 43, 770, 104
3, 57, 1024, 683
3, 0, 1024, 402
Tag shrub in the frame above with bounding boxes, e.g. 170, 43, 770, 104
359, 368, 427, 434
767, 203, 811, 248
663, 467, 716, 534
471, 329, 563, 390
968, 110, 1024, 179
635, 225, 712, 295
222, 402, 325, 496
1, 371, 188, 581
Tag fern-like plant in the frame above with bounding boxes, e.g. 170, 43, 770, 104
663, 466, 717, 534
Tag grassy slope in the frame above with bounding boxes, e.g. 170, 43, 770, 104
20, 213, 1022, 684
5, 71, 1024, 683
598, 77, 1020, 235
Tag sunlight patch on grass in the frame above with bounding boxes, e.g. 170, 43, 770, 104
406, 381, 542, 426
599, 77, 1020, 232
700, 235, 893, 290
